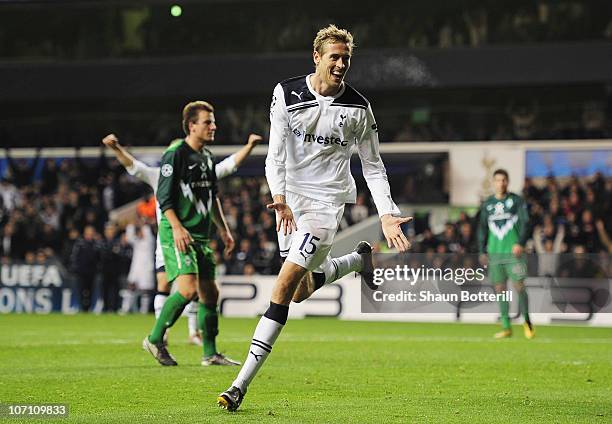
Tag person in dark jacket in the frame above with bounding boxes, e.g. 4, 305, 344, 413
70, 225, 100, 312
98, 223, 131, 313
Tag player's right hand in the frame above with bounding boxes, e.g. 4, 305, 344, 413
172, 225, 194, 253
267, 202, 297, 236
102, 134, 119, 149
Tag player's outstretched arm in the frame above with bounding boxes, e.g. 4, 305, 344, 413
234, 134, 262, 167
381, 215, 412, 252
102, 134, 134, 168
266, 194, 297, 236
103, 134, 159, 189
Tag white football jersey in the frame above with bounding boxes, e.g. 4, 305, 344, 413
265, 74, 400, 217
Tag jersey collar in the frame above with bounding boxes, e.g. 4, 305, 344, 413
306, 73, 346, 100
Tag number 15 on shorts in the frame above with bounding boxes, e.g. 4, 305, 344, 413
299, 233, 320, 259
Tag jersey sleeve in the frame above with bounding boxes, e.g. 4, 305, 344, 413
215, 154, 237, 180
265, 83, 289, 198
157, 149, 182, 213
356, 104, 401, 217
126, 159, 160, 191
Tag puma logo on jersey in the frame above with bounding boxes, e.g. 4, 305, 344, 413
291, 91, 303, 100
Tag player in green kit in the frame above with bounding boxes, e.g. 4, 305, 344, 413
478, 169, 535, 339
143, 100, 240, 366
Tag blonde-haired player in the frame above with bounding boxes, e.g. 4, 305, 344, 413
218, 24, 411, 411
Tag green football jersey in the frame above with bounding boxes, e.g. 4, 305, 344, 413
157, 139, 217, 241
478, 192, 529, 254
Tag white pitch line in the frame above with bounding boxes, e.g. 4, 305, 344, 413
4, 335, 612, 347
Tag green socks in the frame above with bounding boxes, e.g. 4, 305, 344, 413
198, 303, 219, 357
148, 292, 190, 344
518, 289, 531, 324
499, 298, 510, 330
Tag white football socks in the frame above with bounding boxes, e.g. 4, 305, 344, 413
322, 252, 362, 284
139, 292, 151, 314
153, 293, 168, 319
187, 301, 198, 335
232, 315, 284, 393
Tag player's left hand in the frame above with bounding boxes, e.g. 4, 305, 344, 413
381, 215, 412, 252
220, 229, 235, 259
247, 134, 263, 147
512, 244, 523, 257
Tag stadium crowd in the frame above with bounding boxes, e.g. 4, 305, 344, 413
1, 149, 610, 311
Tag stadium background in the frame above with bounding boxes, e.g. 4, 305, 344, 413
1, 0, 610, 313
0, 1, 611, 422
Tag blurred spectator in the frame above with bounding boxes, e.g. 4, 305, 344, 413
251, 234, 280, 275
99, 223, 131, 313
121, 221, 154, 314
1, 221, 25, 259
229, 239, 254, 275
5, 148, 40, 187
439, 222, 461, 253
70, 225, 100, 312
40, 158, 60, 195
533, 224, 565, 276
458, 221, 477, 253
0, 178, 19, 212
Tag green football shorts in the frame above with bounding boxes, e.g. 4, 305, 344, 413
159, 233, 216, 283
488, 257, 527, 285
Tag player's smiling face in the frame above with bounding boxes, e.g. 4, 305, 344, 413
314, 41, 351, 89
190, 110, 216, 143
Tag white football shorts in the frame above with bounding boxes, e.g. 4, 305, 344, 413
277, 191, 344, 272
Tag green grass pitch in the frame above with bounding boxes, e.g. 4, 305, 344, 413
1, 314, 611, 423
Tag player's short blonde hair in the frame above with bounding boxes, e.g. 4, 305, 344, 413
182, 100, 214, 135
313, 24, 354, 55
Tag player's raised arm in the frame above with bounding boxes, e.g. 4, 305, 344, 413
102, 134, 134, 168
356, 104, 411, 252
215, 133, 262, 179
102, 134, 159, 189
265, 84, 296, 235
